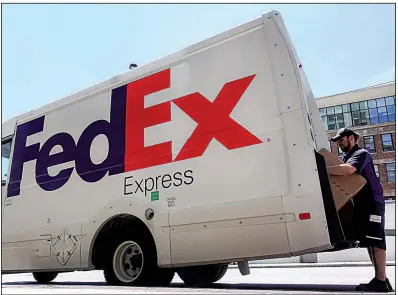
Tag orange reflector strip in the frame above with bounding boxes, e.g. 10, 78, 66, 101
299, 213, 311, 220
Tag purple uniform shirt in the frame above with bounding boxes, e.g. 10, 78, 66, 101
341, 144, 384, 204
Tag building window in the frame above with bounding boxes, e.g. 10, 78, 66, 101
381, 133, 394, 151
386, 162, 395, 182
363, 135, 376, 153
319, 95, 395, 130
374, 164, 380, 180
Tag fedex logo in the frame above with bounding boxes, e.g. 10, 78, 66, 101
7, 69, 263, 198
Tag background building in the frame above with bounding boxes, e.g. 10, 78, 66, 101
316, 81, 396, 200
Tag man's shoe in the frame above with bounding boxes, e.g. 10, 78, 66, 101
355, 278, 394, 292
356, 277, 394, 290
386, 278, 394, 291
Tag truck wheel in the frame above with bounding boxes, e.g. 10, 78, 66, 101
32, 271, 58, 284
103, 233, 174, 286
177, 263, 229, 287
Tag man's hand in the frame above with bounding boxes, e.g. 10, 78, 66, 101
327, 164, 357, 176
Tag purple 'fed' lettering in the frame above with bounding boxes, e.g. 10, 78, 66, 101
7, 84, 127, 198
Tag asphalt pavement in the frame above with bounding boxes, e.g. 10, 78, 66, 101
2, 265, 396, 294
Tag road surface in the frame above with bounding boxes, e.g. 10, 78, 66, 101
2, 265, 396, 294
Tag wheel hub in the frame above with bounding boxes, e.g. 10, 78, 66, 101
113, 241, 144, 283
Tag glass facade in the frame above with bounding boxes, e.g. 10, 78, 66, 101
320, 95, 396, 131
322, 93, 396, 189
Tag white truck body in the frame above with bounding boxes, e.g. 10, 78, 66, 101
1, 11, 347, 282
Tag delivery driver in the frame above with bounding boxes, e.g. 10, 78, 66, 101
328, 127, 393, 292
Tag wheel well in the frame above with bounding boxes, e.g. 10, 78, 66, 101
91, 214, 156, 270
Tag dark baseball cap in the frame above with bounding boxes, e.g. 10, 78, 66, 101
330, 127, 360, 142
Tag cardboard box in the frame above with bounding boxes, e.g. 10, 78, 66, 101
318, 148, 367, 211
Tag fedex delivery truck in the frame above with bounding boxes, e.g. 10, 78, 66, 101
1, 11, 354, 287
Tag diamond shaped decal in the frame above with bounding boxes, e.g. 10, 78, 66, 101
52, 228, 78, 265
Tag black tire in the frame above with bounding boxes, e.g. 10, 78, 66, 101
103, 231, 175, 287
177, 263, 229, 287
151, 267, 176, 287
213, 263, 228, 282
32, 272, 58, 284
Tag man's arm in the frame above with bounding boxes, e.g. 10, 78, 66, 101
327, 150, 368, 176
327, 164, 357, 176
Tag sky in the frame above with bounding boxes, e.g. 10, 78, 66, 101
1, 3, 396, 123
